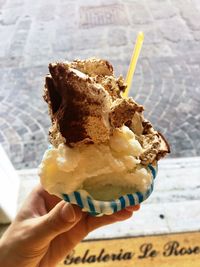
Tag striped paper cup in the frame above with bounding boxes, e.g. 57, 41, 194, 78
62, 164, 157, 216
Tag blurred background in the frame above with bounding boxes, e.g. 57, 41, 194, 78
0, 0, 200, 170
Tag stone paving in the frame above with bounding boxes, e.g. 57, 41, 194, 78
0, 0, 200, 169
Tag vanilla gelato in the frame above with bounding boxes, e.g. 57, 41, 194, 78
39, 126, 152, 200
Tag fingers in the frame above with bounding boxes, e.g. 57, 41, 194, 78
16, 184, 62, 221
16, 185, 48, 220
36, 184, 62, 213
33, 201, 82, 242
40, 205, 139, 261
125, 204, 140, 212
86, 208, 134, 233
48, 208, 134, 255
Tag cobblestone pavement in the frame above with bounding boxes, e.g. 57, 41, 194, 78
0, 0, 200, 169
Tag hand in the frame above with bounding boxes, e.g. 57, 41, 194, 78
0, 185, 140, 267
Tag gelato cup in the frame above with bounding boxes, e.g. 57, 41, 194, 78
61, 164, 157, 216
39, 58, 169, 216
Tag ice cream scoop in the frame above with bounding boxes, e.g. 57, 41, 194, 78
39, 58, 170, 215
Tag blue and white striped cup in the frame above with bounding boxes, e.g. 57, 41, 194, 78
62, 164, 157, 216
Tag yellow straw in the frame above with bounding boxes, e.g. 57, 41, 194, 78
123, 32, 144, 98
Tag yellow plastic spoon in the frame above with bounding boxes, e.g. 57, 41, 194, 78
123, 32, 144, 98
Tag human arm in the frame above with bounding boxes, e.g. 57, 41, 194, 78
0, 185, 139, 267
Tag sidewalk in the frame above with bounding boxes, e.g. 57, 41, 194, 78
0, 0, 200, 169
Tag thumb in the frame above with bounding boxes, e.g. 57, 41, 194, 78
34, 201, 82, 241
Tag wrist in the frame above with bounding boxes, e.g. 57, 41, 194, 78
0, 238, 9, 266
0, 237, 23, 267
